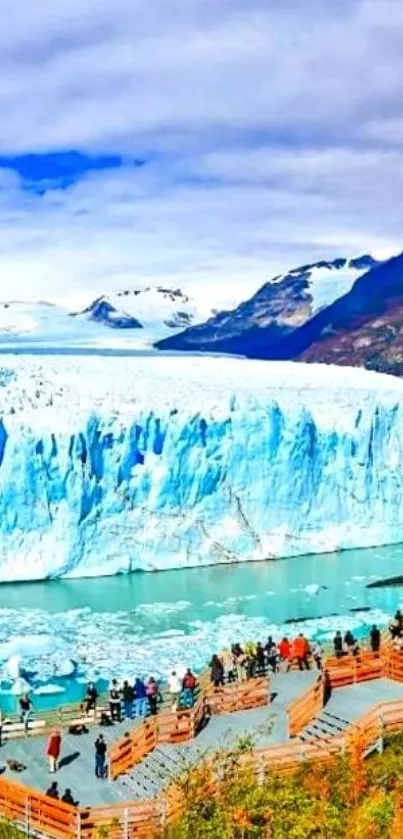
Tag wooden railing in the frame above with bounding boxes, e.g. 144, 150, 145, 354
109, 673, 270, 779
79, 801, 161, 839
287, 674, 323, 737
1, 701, 111, 741
0, 778, 78, 839
3, 634, 403, 839
205, 676, 269, 716
2, 696, 403, 839
324, 649, 385, 688
384, 646, 403, 682
109, 717, 157, 779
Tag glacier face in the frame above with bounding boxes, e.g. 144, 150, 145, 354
1, 355, 403, 582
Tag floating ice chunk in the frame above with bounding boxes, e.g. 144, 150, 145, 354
34, 684, 66, 695
54, 658, 75, 677
5, 655, 21, 680
10, 677, 30, 695
0, 634, 65, 661
304, 584, 326, 596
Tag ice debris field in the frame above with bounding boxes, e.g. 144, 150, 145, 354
1, 355, 403, 581
0, 599, 395, 702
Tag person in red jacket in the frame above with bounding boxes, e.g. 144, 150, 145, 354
47, 728, 62, 773
182, 668, 197, 708
291, 634, 311, 671
278, 637, 291, 671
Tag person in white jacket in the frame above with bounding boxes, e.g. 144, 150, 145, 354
168, 671, 182, 711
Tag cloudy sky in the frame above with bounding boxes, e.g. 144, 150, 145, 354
0, 0, 401, 308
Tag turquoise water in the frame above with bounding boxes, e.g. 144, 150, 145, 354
1, 544, 403, 713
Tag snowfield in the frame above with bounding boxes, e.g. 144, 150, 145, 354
0, 286, 214, 350
0, 355, 403, 581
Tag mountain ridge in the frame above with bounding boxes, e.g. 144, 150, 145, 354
155, 254, 382, 356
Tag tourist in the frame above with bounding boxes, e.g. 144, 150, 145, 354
244, 640, 257, 675
266, 639, 278, 674
145, 678, 159, 715
109, 679, 122, 722
182, 669, 197, 708
344, 630, 355, 653
62, 788, 78, 806
312, 641, 323, 670
390, 615, 401, 639
47, 728, 61, 773
221, 649, 236, 682
19, 693, 33, 734
255, 642, 266, 675
264, 636, 274, 660
83, 682, 98, 716
134, 677, 147, 718
278, 637, 291, 671
168, 671, 182, 711
292, 634, 310, 671
210, 654, 224, 688
370, 625, 381, 653
46, 782, 59, 800
122, 681, 135, 720
232, 646, 247, 682
95, 734, 107, 778
333, 631, 343, 659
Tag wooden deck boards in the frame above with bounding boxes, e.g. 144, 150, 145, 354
2, 673, 403, 806
325, 677, 403, 723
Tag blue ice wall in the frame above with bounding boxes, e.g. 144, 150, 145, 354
0, 394, 403, 581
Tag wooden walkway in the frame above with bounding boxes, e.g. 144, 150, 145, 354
2, 671, 403, 806
3, 640, 403, 838
0, 717, 137, 806
0, 671, 316, 805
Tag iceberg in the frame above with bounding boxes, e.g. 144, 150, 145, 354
0, 355, 403, 582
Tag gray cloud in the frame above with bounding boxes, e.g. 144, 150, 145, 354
0, 0, 401, 303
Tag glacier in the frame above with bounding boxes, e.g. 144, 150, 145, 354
1, 355, 403, 582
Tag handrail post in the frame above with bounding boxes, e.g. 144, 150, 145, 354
379, 707, 384, 754
25, 792, 30, 837
123, 806, 129, 839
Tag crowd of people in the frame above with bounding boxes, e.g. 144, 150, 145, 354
209, 635, 323, 684
207, 624, 387, 685
81, 670, 200, 720
82, 675, 163, 722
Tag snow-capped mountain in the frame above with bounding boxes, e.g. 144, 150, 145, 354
283, 250, 403, 376
0, 287, 213, 349
156, 254, 383, 354
76, 286, 211, 338
0, 301, 107, 347
1, 354, 403, 581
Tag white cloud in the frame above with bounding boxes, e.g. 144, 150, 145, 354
0, 0, 402, 304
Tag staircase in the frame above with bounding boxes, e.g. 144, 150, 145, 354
123, 744, 196, 799
299, 709, 382, 758
298, 710, 350, 744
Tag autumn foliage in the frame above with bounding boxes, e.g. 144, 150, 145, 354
164, 732, 403, 839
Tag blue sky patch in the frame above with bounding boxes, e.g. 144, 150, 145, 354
0, 151, 145, 191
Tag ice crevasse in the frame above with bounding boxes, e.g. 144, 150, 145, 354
0, 355, 403, 582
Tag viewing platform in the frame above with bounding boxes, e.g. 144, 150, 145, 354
1, 635, 403, 837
